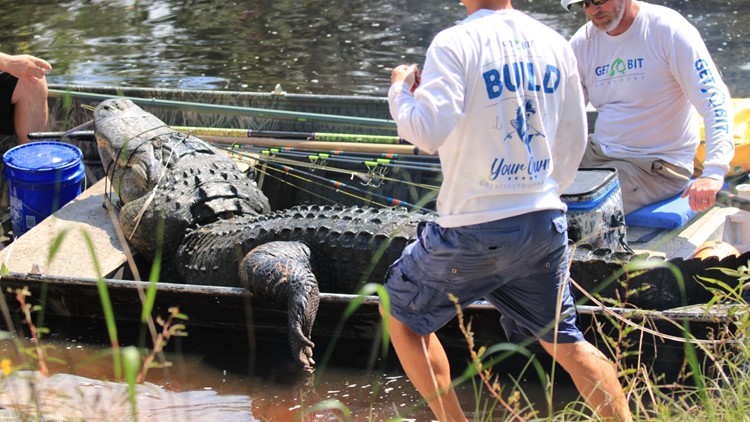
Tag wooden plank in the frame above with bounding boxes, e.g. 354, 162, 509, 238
0, 178, 126, 278
629, 206, 741, 259
670, 206, 742, 258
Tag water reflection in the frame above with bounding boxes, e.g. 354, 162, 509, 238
1, 371, 257, 421
0, 0, 746, 96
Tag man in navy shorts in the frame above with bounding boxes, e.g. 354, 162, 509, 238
383, 0, 631, 420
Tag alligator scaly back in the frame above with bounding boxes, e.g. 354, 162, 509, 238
175, 204, 432, 292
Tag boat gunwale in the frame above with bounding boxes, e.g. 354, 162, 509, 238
1, 271, 742, 324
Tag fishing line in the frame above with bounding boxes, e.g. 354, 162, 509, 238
240, 153, 411, 210
229, 147, 436, 213
255, 163, 394, 209
254, 147, 442, 173
220, 143, 441, 193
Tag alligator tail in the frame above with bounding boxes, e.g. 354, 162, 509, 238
239, 241, 320, 372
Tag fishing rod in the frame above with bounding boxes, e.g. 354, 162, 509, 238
251, 145, 441, 167
28, 130, 95, 140
222, 144, 441, 192
172, 126, 409, 145
203, 134, 427, 155
716, 190, 750, 212
229, 147, 437, 213
48, 89, 398, 130
27, 129, 432, 156
251, 147, 442, 173
271, 145, 440, 163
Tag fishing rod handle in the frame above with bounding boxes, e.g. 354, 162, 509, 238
716, 190, 750, 212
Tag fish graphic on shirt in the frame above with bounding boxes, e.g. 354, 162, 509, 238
504, 99, 543, 153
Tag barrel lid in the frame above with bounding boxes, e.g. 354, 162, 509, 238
3, 141, 83, 171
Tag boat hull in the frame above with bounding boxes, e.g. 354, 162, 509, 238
0, 269, 742, 381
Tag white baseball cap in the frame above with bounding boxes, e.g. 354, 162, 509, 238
561, 0, 585, 11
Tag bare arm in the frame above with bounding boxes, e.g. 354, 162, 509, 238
0, 53, 51, 80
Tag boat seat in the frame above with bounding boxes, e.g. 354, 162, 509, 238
625, 193, 695, 230
625, 179, 735, 230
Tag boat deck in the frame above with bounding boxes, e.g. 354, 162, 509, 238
0, 179, 127, 279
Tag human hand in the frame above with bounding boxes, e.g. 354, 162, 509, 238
391, 64, 421, 93
7, 54, 52, 80
681, 176, 723, 212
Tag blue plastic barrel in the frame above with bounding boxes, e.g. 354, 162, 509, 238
3, 141, 85, 236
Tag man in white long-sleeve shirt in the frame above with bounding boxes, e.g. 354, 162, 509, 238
564, 0, 734, 214
380, 0, 631, 421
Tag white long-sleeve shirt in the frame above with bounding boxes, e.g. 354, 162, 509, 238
569, 2, 734, 180
388, 9, 587, 228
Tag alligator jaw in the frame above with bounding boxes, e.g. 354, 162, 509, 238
94, 98, 171, 203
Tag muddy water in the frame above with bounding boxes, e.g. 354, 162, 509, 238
0, 334, 579, 421
0, 337, 430, 421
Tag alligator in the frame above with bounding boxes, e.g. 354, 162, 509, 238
94, 98, 750, 372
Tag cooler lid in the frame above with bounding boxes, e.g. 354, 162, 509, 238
562, 168, 617, 197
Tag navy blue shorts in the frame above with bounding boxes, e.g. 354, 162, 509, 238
383, 209, 584, 343
0, 72, 18, 135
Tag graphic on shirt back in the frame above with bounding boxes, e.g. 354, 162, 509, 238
486, 98, 550, 189
504, 99, 543, 154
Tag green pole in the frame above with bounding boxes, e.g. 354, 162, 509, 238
171, 126, 408, 145
48, 89, 398, 130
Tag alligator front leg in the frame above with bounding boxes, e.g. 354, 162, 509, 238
239, 241, 320, 372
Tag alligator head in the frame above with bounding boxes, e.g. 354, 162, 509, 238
94, 98, 271, 260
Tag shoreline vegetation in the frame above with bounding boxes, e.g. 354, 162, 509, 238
0, 229, 748, 421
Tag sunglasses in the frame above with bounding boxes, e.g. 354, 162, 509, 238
576, 0, 610, 9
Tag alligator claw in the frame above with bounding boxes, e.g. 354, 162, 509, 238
290, 316, 316, 371
293, 343, 316, 372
